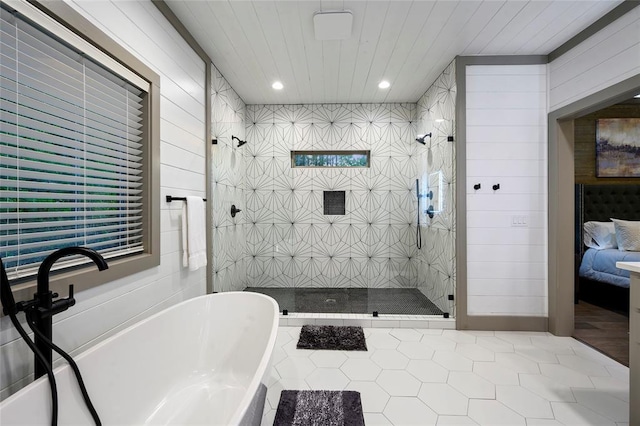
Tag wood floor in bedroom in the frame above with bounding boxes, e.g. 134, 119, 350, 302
573, 300, 629, 367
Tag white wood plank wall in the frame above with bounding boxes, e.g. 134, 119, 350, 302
0, 0, 207, 400
549, 7, 640, 112
466, 65, 548, 317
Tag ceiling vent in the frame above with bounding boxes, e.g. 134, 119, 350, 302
313, 11, 353, 41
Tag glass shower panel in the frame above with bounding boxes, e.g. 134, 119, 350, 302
416, 118, 456, 317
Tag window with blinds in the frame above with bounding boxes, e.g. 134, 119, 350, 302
0, 4, 147, 280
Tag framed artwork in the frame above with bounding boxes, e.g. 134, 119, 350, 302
596, 118, 640, 177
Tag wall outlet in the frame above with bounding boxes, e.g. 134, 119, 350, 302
511, 215, 528, 227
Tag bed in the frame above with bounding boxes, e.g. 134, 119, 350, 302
575, 184, 640, 312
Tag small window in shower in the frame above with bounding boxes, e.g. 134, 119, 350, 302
291, 150, 370, 168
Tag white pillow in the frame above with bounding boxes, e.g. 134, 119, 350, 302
611, 218, 640, 251
583, 221, 617, 250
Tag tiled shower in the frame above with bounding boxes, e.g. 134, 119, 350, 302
211, 61, 457, 316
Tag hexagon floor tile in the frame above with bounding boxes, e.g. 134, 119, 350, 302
418, 383, 469, 415
371, 349, 410, 370
341, 358, 382, 381
260, 327, 629, 426
383, 397, 438, 425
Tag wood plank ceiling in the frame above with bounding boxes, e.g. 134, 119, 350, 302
165, 0, 622, 105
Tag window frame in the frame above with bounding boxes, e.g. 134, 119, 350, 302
4, 0, 160, 306
291, 150, 371, 168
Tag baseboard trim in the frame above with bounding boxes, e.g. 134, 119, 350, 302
458, 315, 548, 332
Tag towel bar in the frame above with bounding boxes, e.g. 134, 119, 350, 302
166, 196, 207, 203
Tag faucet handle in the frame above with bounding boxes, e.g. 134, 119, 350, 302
62, 284, 75, 306
45, 285, 76, 318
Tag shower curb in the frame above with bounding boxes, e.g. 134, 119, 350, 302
278, 313, 455, 329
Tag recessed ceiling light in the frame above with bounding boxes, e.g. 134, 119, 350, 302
272, 81, 283, 90
378, 80, 390, 89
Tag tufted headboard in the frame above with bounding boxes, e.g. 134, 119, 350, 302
575, 184, 640, 257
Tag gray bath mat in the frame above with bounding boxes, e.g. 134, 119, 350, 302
297, 325, 367, 351
273, 390, 364, 426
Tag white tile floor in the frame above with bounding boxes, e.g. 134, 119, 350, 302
261, 327, 630, 426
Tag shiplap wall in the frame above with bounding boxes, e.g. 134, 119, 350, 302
466, 65, 548, 316
0, 0, 206, 399
549, 6, 640, 112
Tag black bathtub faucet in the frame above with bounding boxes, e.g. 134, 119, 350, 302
1, 247, 108, 425
29, 247, 109, 378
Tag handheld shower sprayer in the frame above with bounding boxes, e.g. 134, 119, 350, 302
416, 133, 432, 145
416, 179, 422, 249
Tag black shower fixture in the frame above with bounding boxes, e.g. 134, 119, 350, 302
416, 133, 432, 144
232, 135, 247, 147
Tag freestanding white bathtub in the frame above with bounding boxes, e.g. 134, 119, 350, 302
0, 291, 279, 425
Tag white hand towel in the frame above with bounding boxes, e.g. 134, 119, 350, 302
182, 196, 207, 271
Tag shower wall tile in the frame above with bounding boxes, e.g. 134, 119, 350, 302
211, 67, 247, 293
416, 59, 457, 316
245, 103, 418, 289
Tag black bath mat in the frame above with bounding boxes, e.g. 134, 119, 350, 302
296, 325, 367, 351
273, 390, 365, 426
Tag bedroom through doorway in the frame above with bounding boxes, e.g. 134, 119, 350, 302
572, 97, 640, 367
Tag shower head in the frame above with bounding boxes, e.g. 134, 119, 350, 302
232, 135, 247, 147
416, 133, 432, 144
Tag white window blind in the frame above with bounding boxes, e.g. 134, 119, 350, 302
0, 4, 147, 280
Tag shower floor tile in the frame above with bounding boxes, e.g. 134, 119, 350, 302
244, 287, 443, 316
